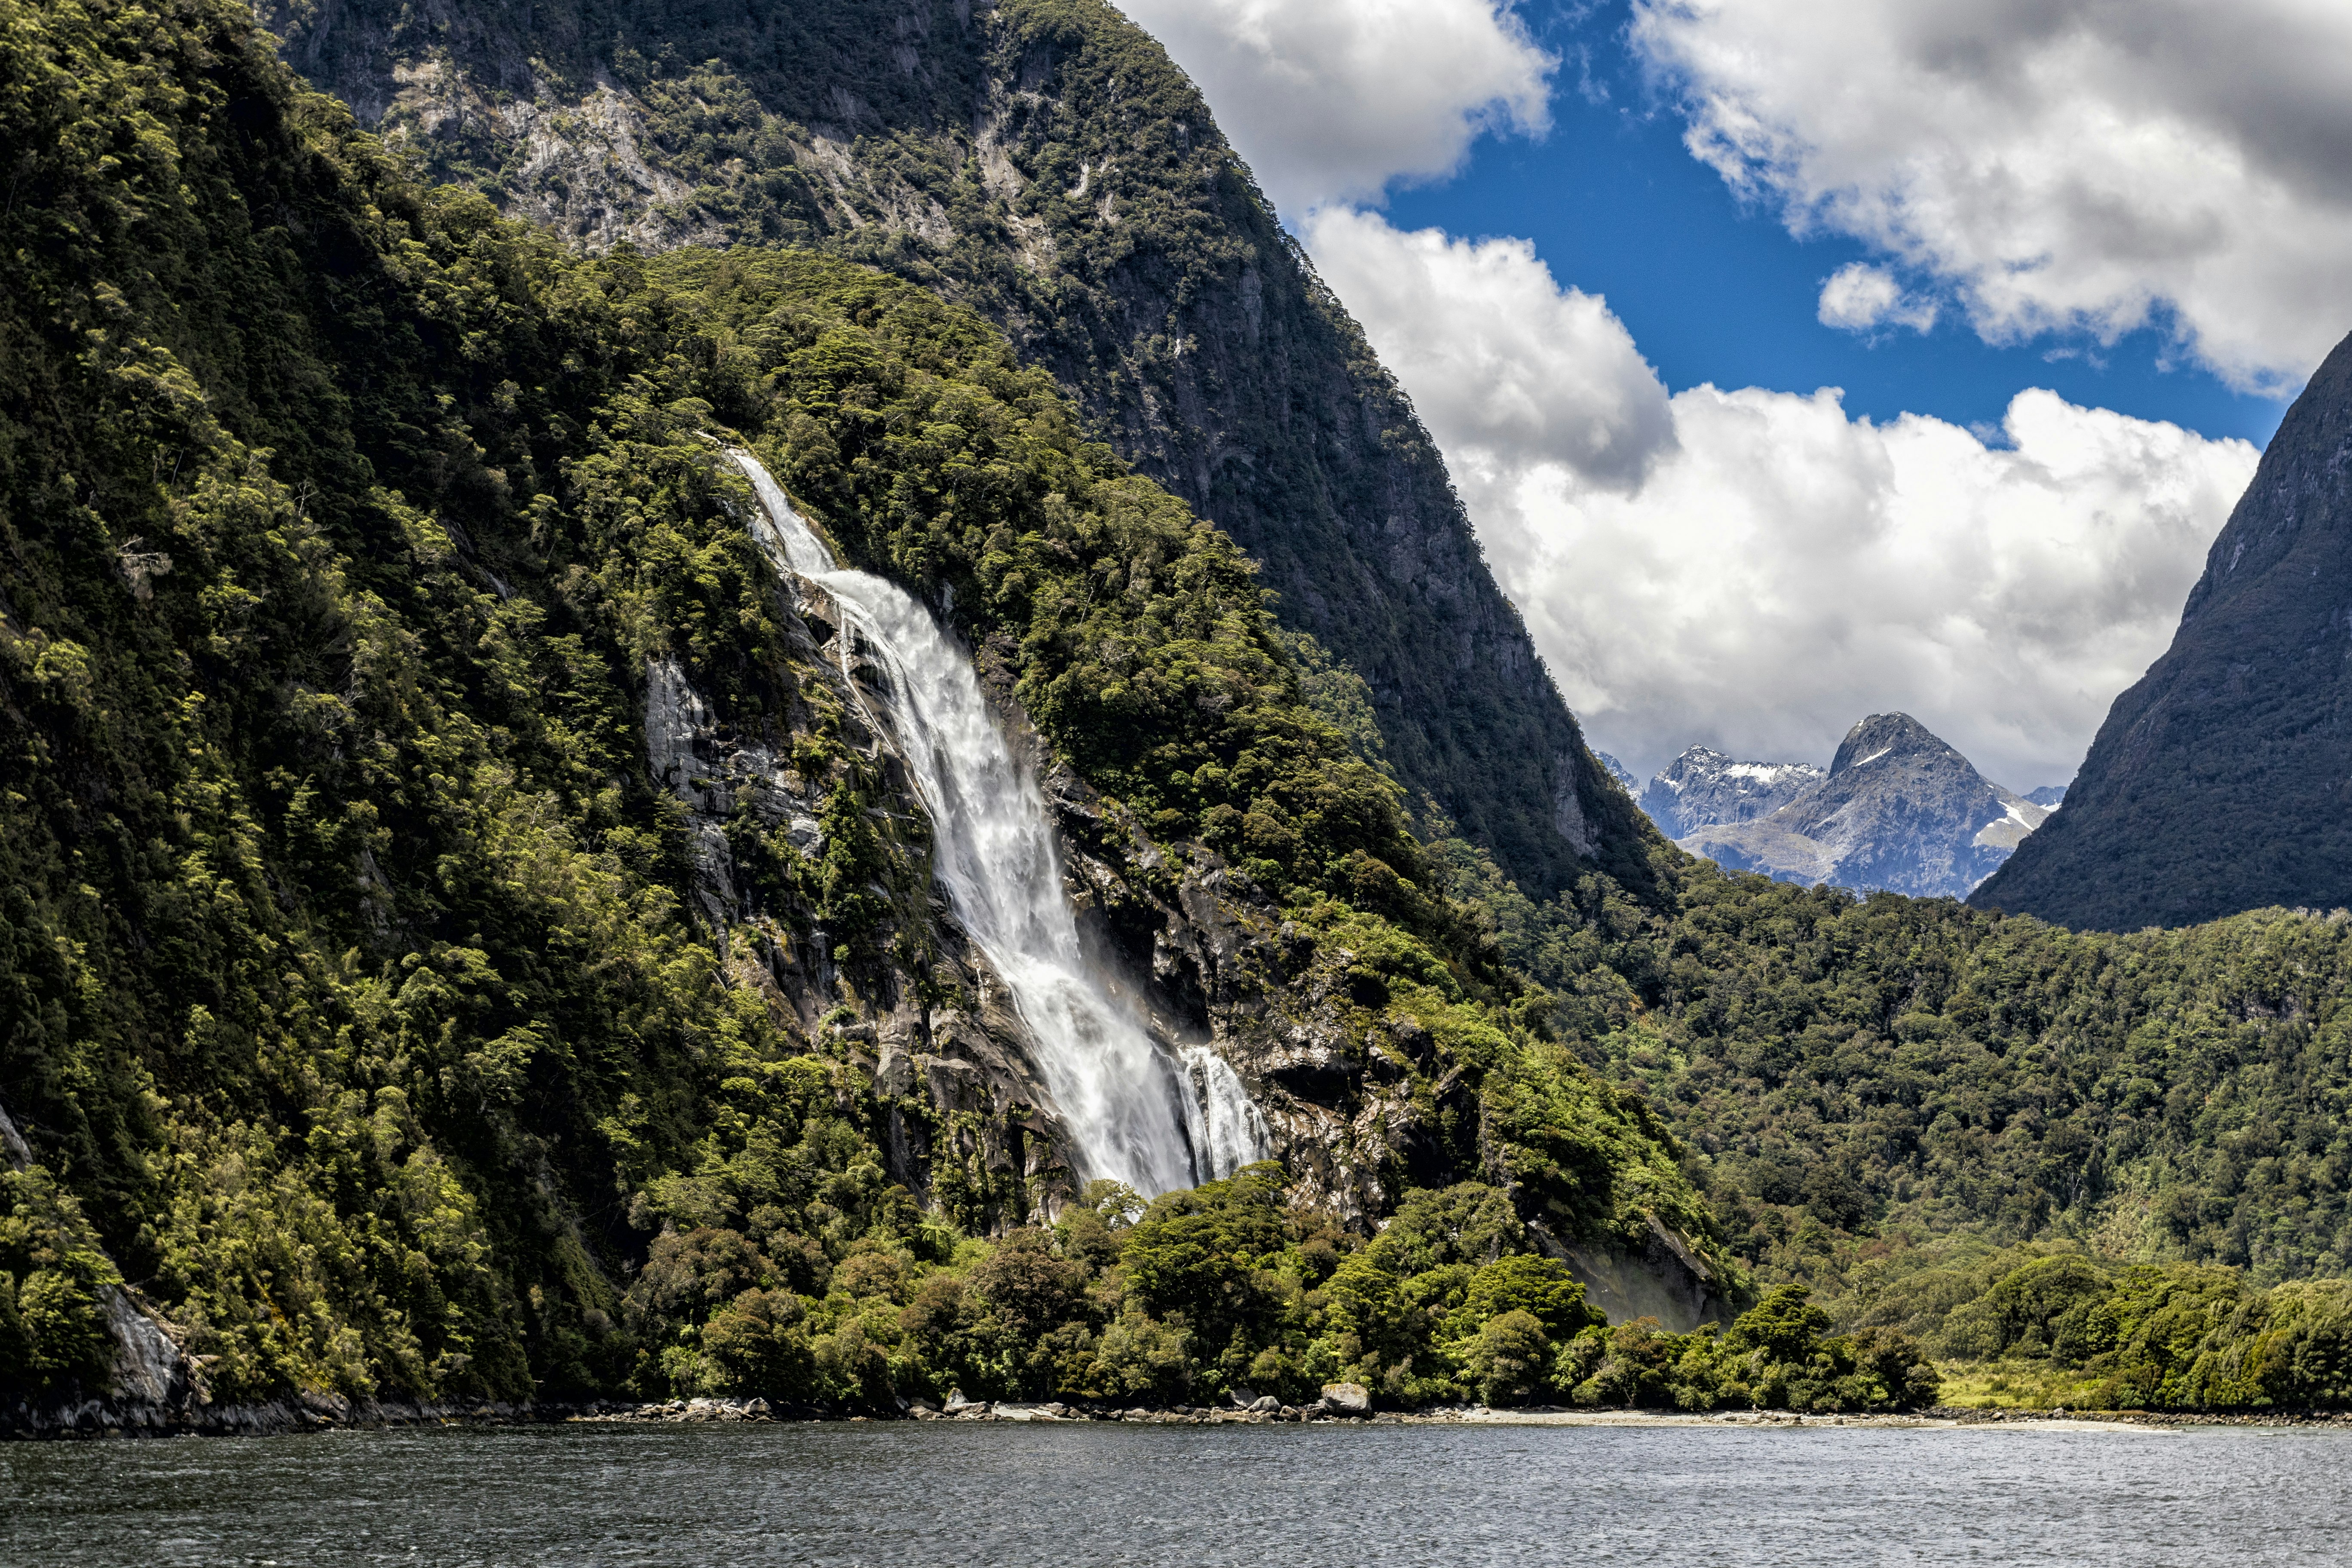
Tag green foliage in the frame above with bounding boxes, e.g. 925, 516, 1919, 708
667, 248, 1424, 909
0, 1167, 120, 1397
1844, 1244, 2352, 1412
1436, 839, 2352, 1291
263, 0, 1638, 904
0, 0, 1716, 1410
1525, 1286, 1939, 1416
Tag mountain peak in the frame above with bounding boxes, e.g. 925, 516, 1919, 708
1828, 712, 1961, 776
1639, 745, 1825, 838
1672, 716, 2046, 898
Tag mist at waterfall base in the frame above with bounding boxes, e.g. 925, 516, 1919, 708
726, 450, 1268, 1196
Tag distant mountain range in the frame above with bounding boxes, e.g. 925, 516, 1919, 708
1975, 329, 2352, 929
1639, 748, 1826, 840
1626, 717, 2060, 899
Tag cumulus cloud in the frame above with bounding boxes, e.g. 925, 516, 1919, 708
1113, 0, 1553, 212
1817, 262, 1937, 334
1306, 211, 2260, 788
1303, 208, 1672, 485
1632, 0, 2352, 390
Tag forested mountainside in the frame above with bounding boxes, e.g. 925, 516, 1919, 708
0, 0, 1712, 1419
1678, 714, 2048, 899
254, 0, 1643, 902
1446, 850, 2352, 1300
1976, 331, 2352, 930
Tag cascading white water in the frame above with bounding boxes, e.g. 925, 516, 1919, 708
1178, 1046, 1272, 1186
726, 449, 1265, 1194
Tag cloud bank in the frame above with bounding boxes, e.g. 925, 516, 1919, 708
1306, 210, 2260, 788
1112, 0, 1553, 212
1634, 0, 2352, 389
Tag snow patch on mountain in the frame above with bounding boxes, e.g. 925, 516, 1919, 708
1654, 715, 2053, 898
1638, 746, 1824, 839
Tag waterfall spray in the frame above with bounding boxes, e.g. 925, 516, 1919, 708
724, 448, 1266, 1194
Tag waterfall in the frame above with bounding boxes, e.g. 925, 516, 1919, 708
1179, 1047, 1272, 1186
725, 448, 1267, 1195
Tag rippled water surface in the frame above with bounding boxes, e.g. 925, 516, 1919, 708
6, 1421, 2349, 1565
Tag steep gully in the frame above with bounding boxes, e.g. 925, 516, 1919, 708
725, 450, 1267, 1195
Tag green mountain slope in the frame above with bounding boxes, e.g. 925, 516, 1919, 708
1452, 851, 2352, 1291
1973, 331, 2352, 930
253, 0, 1649, 901
0, 0, 1712, 1419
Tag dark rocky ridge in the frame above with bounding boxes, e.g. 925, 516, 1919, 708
1681, 714, 2047, 899
254, 0, 1648, 900
1974, 330, 2352, 930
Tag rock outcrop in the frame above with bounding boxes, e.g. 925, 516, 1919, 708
1974, 330, 2352, 929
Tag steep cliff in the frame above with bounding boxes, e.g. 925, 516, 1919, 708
1975, 331, 2352, 930
251, 0, 1649, 902
1681, 715, 2046, 899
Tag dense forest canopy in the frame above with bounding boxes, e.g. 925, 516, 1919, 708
0, 0, 1706, 1414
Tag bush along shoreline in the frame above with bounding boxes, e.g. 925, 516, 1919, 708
9, 1171, 1940, 1437
43, 1164, 2352, 1436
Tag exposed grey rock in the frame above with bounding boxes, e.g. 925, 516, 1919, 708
1680, 715, 2049, 899
1640, 746, 1824, 839
1318, 1382, 1372, 1417
1532, 1213, 1727, 1332
0, 1101, 206, 1424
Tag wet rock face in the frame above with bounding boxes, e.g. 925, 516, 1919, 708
1039, 753, 1485, 1225
644, 562, 1093, 1226
645, 503, 1456, 1226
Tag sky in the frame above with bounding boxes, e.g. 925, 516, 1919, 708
1113, 0, 2352, 790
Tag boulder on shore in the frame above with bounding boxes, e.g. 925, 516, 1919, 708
1319, 1383, 1372, 1417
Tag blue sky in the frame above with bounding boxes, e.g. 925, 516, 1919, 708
1123, 0, 2347, 785
1385, 1, 2292, 450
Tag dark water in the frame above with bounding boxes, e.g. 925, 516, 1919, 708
4, 1421, 2348, 1566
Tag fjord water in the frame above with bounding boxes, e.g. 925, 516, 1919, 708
726, 451, 1263, 1194
12, 1422, 2349, 1565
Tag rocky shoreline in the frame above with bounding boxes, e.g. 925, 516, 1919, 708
18, 1381, 2352, 1440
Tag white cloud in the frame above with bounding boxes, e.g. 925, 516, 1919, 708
1817, 262, 1937, 334
1303, 209, 1672, 485
1112, 0, 1553, 212
1632, 0, 2352, 390
1306, 211, 2261, 789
